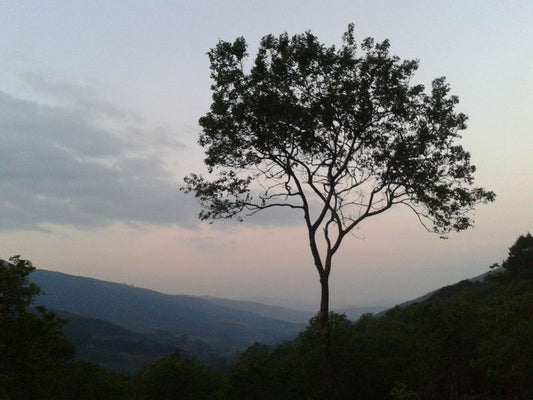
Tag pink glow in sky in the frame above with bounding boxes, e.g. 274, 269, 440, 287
1, 1, 531, 309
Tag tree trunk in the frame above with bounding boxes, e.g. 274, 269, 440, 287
319, 274, 331, 359
320, 274, 339, 399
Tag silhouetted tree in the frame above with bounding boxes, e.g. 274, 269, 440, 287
0, 256, 75, 399
134, 351, 220, 400
0, 256, 40, 320
502, 233, 533, 278
61, 360, 132, 400
183, 24, 495, 389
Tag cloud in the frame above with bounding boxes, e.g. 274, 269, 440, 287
0, 72, 311, 231
21, 72, 139, 121
0, 87, 198, 230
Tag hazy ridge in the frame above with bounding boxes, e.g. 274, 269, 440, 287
30, 269, 305, 370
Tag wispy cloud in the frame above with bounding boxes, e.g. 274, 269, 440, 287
0, 81, 197, 230
20, 72, 141, 121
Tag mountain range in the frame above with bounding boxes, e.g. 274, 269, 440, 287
28, 268, 497, 372
31, 268, 465, 372
30, 269, 310, 371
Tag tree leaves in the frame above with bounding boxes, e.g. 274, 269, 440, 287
185, 25, 494, 237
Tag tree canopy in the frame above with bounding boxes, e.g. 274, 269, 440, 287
502, 233, 533, 278
184, 25, 494, 239
0, 256, 75, 399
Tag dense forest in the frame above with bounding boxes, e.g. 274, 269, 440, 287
1, 233, 532, 399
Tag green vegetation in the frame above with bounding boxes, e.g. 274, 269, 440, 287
1, 256, 74, 399
134, 351, 222, 400
0, 256, 132, 400
1, 234, 532, 399
218, 235, 533, 399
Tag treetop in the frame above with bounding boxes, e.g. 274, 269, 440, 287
184, 25, 495, 238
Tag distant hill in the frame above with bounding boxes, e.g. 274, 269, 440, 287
229, 296, 388, 322
26, 266, 506, 373
336, 305, 389, 320
30, 269, 304, 359
201, 295, 315, 324
392, 267, 505, 310
29, 268, 497, 372
57, 311, 178, 373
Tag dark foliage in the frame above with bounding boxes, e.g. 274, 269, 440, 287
221, 268, 532, 399
502, 233, 533, 278
60, 361, 133, 400
0, 256, 75, 399
133, 351, 222, 400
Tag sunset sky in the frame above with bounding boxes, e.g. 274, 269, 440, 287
1, 1, 531, 309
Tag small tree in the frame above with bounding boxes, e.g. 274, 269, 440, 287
0, 256, 75, 399
502, 233, 533, 278
183, 25, 494, 369
0, 256, 40, 320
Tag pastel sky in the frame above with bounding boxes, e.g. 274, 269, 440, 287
1, 1, 531, 309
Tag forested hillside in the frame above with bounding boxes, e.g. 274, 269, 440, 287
219, 260, 532, 399
1, 233, 532, 399
31, 269, 303, 353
